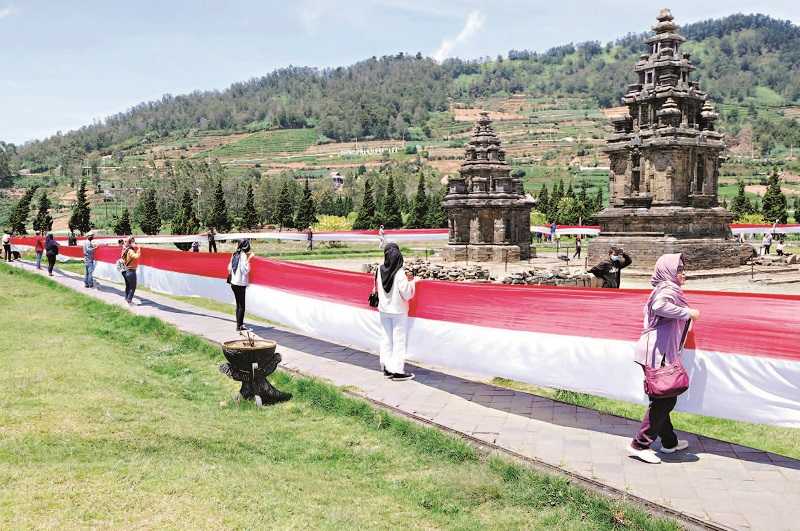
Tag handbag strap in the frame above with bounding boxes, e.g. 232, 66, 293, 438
652, 320, 693, 368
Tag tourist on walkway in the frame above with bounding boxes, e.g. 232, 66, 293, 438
121, 236, 141, 305
2, 231, 11, 262
589, 246, 632, 288
68, 231, 77, 246
208, 227, 217, 253
83, 232, 99, 288
306, 226, 314, 251
573, 236, 582, 260
227, 239, 252, 331
378, 225, 386, 249
375, 242, 417, 381
629, 253, 700, 464
34, 231, 45, 269
44, 233, 59, 276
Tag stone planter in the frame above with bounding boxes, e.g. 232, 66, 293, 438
219, 339, 291, 406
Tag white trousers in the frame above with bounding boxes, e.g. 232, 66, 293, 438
379, 312, 408, 374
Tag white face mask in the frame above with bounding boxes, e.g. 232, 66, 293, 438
611, 255, 621, 262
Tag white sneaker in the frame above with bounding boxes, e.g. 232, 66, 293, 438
628, 444, 661, 464
660, 440, 689, 454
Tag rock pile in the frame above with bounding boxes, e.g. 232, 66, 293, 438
751, 254, 800, 266
500, 269, 596, 287
365, 259, 493, 282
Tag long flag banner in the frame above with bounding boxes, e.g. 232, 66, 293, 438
12, 236, 800, 427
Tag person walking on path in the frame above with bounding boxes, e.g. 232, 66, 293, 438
306, 226, 314, 251
374, 242, 418, 381
83, 232, 100, 288
629, 253, 700, 464
208, 227, 217, 253
44, 233, 59, 276
121, 236, 141, 305
589, 246, 632, 288
34, 231, 45, 269
227, 239, 252, 331
378, 225, 386, 249
2, 231, 11, 262
573, 236, 582, 260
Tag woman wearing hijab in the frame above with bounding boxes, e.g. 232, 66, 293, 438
629, 253, 700, 464
375, 243, 418, 381
228, 239, 252, 331
44, 233, 59, 276
121, 236, 141, 305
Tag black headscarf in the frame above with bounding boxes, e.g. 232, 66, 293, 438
380, 243, 404, 293
231, 239, 251, 274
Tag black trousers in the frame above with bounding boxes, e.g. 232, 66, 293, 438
209, 240, 217, 253
231, 284, 247, 328
46, 255, 57, 274
632, 396, 678, 450
3, 244, 10, 261
123, 270, 137, 302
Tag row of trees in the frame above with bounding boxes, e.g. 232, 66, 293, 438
729, 169, 793, 223
535, 179, 604, 225
353, 173, 446, 230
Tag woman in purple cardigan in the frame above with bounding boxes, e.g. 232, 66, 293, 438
629, 253, 700, 464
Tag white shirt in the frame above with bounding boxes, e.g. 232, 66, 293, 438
377, 269, 416, 315
228, 252, 250, 286
2, 234, 9, 244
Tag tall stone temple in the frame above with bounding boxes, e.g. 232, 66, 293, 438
588, 9, 749, 270
443, 112, 534, 261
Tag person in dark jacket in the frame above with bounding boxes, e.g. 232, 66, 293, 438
208, 227, 217, 253
44, 233, 59, 276
589, 246, 632, 288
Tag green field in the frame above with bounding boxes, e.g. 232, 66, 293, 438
0, 264, 677, 530
195, 128, 318, 160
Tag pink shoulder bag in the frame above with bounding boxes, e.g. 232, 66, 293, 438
643, 321, 691, 398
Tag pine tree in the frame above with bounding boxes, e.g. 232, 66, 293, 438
382, 176, 403, 228
353, 178, 376, 230
729, 180, 752, 219
113, 208, 132, 236
294, 178, 317, 229
69, 179, 92, 234
536, 183, 549, 215
593, 188, 604, 212
242, 182, 260, 230
139, 188, 161, 235
208, 178, 231, 231
276, 180, 295, 230
548, 179, 564, 223
425, 188, 448, 228
171, 189, 199, 235
406, 173, 428, 228
565, 181, 575, 198
32, 192, 53, 233
8, 186, 38, 234
761, 168, 788, 223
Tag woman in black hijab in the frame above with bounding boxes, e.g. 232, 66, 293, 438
44, 233, 59, 276
374, 243, 418, 381
227, 239, 252, 331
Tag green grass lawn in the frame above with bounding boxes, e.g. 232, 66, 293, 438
195, 128, 317, 160
492, 378, 800, 460
0, 264, 676, 530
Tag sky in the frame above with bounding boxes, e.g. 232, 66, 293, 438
2, 0, 799, 145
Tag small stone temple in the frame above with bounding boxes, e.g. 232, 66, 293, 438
588, 9, 750, 270
443, 113, 534, 261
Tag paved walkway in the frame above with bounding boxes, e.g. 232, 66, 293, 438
11, 260, 800, 531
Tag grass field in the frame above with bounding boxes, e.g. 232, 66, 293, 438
0, 264, 676, 530
195, 128, 318, 160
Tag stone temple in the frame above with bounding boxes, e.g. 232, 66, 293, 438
443, 113, 534, 261
588, 9, 750, 270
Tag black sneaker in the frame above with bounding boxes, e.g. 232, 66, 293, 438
382, 368, 392, 378
390, 372, 415, 381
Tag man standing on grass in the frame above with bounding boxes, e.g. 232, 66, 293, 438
589, 246, 632, 288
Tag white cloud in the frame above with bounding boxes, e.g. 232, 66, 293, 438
432, 10, 485, 62
0, 5, 16, 19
